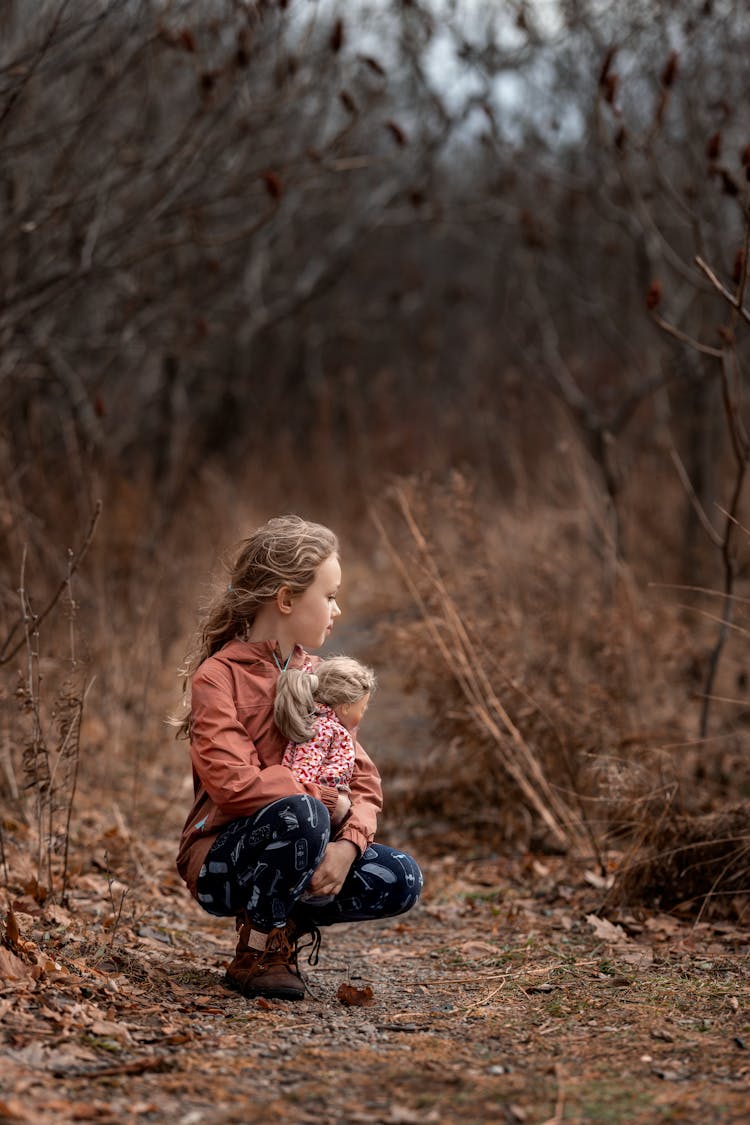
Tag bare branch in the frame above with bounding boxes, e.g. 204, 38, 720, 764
667, 446, 723, 548
695, 255, 750, 328
648, 311, 723, 358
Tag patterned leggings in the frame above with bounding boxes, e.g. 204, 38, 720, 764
195, 794, 423, 932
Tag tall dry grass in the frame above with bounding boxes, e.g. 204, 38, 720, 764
369, 460, 750, 899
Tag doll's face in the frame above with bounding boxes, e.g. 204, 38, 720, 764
335, 692, 370, 732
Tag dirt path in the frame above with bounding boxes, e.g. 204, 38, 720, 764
0, 822, 748, 1125
1, 605, 748, 1122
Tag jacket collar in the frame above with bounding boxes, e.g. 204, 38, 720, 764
217, 638, 305, 666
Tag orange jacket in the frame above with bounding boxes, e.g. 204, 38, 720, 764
176, 639, 383, 896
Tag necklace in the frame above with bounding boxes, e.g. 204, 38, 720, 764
273, 649, 293, 673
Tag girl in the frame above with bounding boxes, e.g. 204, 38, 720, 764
275, 656, 377, 794
175, 515, 422, 1001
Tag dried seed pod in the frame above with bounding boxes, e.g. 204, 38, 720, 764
660, 51, 678, 88
706, 131, 721, 160
645, 280, 662, 310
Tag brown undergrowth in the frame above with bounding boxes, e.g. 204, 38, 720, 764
609, 805, 750, 922
370, 473, 750, 920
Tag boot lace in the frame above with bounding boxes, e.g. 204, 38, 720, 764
265, 925, 296, 963
295, 925, 323, 999
295, 924, 322, 967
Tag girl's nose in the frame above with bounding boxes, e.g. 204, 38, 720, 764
332, 601, 342, 618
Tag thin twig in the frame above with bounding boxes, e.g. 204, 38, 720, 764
106, 861, 130, 950
648, 581, 750, 605
540, 1064, 567, 1125
700, 360, 748, 736
461, 981, 507, 1015
675, 603, 749, 639
0, 500, 102, 665
667, 447, 722, 547
648, 311, 723, 358
695, 255, 750, 327
19, 546, 50, 890
61, 677, 95, 908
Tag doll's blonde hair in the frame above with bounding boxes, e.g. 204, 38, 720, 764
274, 656, 376, 744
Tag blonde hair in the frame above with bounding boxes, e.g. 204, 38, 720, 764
175, 515, 338, 738
274, 656, 376, 744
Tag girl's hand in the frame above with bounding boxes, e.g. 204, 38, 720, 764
307, 840, 358, 897
331, 791, 351, 827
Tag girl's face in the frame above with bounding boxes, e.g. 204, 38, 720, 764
287, 553, 342, 649
335, 692, 370, 732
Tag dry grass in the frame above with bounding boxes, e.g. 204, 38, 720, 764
370, 474, 686, 841
369, 469, 750, 916
609, 805, 750, 922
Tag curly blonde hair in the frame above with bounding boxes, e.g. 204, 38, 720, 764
274, 656, 376, 744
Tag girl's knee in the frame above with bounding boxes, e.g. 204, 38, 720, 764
395, 854, 423, 912
361, 846, 423, 913
402, 853, 423, 892
274, 794, 330, 844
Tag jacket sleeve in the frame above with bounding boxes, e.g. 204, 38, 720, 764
189, 664, 339, 819
335, 736, 382, 856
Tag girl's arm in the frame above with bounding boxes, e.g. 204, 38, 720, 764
307, 739, 381, 895
333, 737, 382, 855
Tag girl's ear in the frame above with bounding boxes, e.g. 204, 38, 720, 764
277, 585, 295, 615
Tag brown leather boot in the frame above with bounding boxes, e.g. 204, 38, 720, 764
223, 917, 305, 1001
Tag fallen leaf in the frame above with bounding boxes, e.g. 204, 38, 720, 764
617, 945, 654, 970
89, 1018, 132, 1044
604, 975, 632, 988
5, 904, 20, 947
387, 1105, 439, 1123
584, 869, 614, 890
586, 914, 628, 943
0, 1098, 29, 1121
652, 1066, 688, 1082
644, 914, 682, 938
337, 982, 374, 1007
0, 947, 32, 981
457, 940, 498, 959
44, 904, 72, 927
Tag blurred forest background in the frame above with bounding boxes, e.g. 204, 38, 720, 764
1, 0, 750, 920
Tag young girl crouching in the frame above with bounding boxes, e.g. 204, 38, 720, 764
175, 515, 422, 1001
